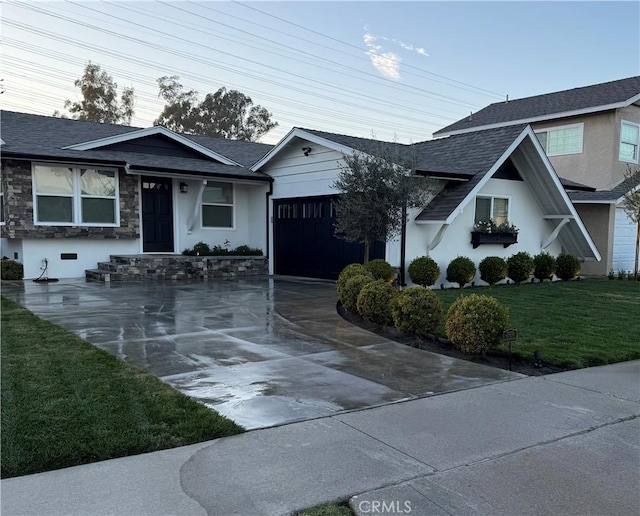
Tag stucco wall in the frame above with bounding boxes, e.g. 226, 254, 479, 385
574, 203, 614, 276
405, 178, 563, 287
531, 105, 640, 190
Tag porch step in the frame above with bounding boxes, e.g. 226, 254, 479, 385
85, 269, 124, 282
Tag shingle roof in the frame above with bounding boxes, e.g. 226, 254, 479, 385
434, 76, 640, 136
298, 128, 410, 157
0, 110, 273, 181
570, 174, 639, 202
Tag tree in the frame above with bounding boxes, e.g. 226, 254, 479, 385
332, 143, 435, 263
155, 76, 277, 141
621, 166, 640, 281
60, 62, 135, 125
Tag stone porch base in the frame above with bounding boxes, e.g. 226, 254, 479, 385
86, 254, 268, 282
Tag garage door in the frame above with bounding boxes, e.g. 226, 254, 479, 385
612, 207, 638, 272
274, 195, 385, 279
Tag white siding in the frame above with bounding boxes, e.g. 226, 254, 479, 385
612, 207, 638, 273
405, 178, 563, 287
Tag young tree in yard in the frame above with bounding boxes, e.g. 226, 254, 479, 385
59, 62, 135, 125
155, 76, 277, 141
621, 166, 640, 281
332, 145, 435, 263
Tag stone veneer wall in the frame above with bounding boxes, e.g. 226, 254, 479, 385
106, 255, 268, 280
0, 159, 139, 240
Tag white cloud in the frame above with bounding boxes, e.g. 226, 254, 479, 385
363, 32, 402, 80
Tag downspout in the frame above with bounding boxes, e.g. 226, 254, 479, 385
265, 181, 273, 261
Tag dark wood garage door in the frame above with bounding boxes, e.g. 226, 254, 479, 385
274, 195, 384, 279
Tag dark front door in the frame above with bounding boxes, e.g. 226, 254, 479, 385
274, 195, 384, 280
142, 176, 174, 253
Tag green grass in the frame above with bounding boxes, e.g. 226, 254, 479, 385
297, 503, 353, 516
1, 297, 244, 479
434, 279, 640, 369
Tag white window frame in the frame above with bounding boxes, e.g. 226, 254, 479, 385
474, 195, 511, 224
619, 120, 640, 164
32, 163, 120, 227
534, 122, 584, 157
201, 181, 235, 230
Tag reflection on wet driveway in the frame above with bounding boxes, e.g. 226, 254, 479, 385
2, 277, 523, 429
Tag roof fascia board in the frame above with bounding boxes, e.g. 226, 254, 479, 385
624, 92, 640, 106
437, 101, 629, 137
521, 127, 602, 260
126, 164, 272, 182
443, 129, 529, 225
252, 128, 358, 172
124, 168, 269, 185
571, 199, 617, 204
63, 126, 242, 166
1, 153, 126, 168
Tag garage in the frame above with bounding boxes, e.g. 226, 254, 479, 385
612, 207, 638, 272
274, 195, 384, 279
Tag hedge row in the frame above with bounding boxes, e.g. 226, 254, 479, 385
408, 252, 581, 287
337, 261, 509, 355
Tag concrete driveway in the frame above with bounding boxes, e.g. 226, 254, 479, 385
2, 277, 522, 429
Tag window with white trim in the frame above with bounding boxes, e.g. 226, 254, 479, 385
619, 121, 639, 163
535, 123, 583, 156
475, 196, 509, 225
33, 164, 118, 225
202, 181, 234, 228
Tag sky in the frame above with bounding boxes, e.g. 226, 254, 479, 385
2, 1, 639, 145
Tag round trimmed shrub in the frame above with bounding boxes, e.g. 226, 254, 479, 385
337, 263, 373, 301
445, 294, 509, 355
192, 241, 211, 256
479, 256, 508, 285
446, 256, 476, 288
356, 280, 397, 326
341, 275, 376, 314
1, 258, 24, 280
556, 253, 581, 280
507, 252, 534, 284
365, 259, 394, 282
408, 256, 440, 287
533, 252, 556, 282
391, 287, 443, 337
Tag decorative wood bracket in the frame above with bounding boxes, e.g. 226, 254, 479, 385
426, 224, 449, 253
542, 217, 571, 250
186, 180, 207, 234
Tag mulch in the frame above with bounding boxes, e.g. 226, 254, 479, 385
337, 303, 566, 376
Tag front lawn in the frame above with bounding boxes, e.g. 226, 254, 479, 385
435, 279, 640, 369
1, 297, 243, 479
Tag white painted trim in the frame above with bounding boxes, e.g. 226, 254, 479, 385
252, 128, 359, 172
443, 129, 528, 225
435, 101, 634, 137
123, 167, 265, 186
571, 199, 617, 204
534, 122, 584, 156
31, 162, 120, 227
200, 181, 236, 231
414, 219, 447, 225
619, 120, 640, 164
63, 126, 243, 167
542, 215, 576, 219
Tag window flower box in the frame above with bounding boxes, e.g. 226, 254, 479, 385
471, 231, 518, 249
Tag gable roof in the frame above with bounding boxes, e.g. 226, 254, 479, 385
434, 76, 640, 137
0, 111, 273, 182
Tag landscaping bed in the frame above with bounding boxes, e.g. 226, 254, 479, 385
338, 279, 640, 375
1, 297, 244, 479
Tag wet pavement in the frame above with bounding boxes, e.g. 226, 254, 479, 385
1, 277, 522, 429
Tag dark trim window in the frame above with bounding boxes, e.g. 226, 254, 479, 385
33, 164, 118, 225
475, 196, 509, 225
202, 181, 234, 228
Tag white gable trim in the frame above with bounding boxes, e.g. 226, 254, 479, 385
63, 126, 242, 166
252, 128, 358, 172
436, 100, 637, 138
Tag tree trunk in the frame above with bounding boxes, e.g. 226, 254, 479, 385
363, 240, 370, 264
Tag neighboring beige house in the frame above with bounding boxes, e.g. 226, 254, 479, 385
434, 76, 640, 276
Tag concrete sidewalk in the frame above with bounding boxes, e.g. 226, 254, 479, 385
2, 361, 639, 516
